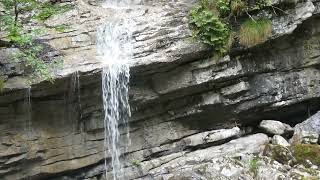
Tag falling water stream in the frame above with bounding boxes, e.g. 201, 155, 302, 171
25, 87, 32, 138
97, 1, 134, 179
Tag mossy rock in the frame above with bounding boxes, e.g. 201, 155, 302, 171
264, 144, 295, 165
292, 144, 320, 166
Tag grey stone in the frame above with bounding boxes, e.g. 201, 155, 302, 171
292, 111, 320, 144
182, 127, 241, 147
220, 81, 250, 97
144, 134, 269, 179
272, 135, 291, 147
0, 48, 24, 77
292, 130, 319, 144
259, 120, 293, 135
264, 145, 295, 165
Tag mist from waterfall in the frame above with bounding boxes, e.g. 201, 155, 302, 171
97, 6, 133, 180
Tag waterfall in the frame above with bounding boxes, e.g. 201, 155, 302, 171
70, 71, 82, 128
25, 87, 32, 138
97, 5, 133, 179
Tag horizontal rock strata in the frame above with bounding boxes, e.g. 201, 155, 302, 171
1, 0, 320, 179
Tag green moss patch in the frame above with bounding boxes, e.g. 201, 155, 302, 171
292, 144, 320, 166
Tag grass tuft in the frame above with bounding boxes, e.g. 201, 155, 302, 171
239, 18, 272, 47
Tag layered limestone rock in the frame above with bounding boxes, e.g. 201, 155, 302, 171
1, 0, 320, 179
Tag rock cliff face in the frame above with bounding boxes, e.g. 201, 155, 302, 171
1, 0, 320, 179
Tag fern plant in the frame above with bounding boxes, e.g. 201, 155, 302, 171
189, 5, 230, 54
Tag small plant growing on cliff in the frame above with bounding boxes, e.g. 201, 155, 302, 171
231, 0, 246, 16
254, 0, 272, 9
239, 18, 272, 47
249, 157, 259, 176
189, 2, 230, 54
189, 0, 274, 54
34, 2, 71, 21
131, 159, 141, 167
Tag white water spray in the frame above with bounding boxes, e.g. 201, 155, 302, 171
97, 10, 133, 180
102, 0, 140, 8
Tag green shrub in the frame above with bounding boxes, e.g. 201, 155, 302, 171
189, 5, 230, 54
189, 0, 275, 54
6, 24, 56, 83
239, 18, 272, 47
0, 0, 70, 83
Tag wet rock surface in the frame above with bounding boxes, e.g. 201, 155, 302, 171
1, 0, 320, 179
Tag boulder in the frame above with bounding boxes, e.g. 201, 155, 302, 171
182, 127, 241, 147
146, 134, 269, 179
292, 111, 320, 144
259, 120, 293, 135
272, 135, 290, 147
292, 130, 319, 144
264, 145, 295, 165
